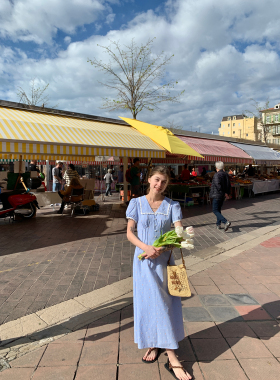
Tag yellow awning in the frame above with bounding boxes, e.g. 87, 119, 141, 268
0, 107, 165, 160
120, 117, 204, 158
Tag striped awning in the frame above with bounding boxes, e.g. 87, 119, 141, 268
176, 135, 253, 164
0, 107, 165, 160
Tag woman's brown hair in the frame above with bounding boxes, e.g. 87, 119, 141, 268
70, 177, 81, 187
146, 165, 171, 194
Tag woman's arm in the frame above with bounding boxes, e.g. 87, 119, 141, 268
127, 219, 160, 259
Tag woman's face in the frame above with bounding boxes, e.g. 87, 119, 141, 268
148, 172, 168, 195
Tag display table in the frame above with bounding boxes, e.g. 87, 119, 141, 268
168, 183, 210, 207
252, 179, 280, 195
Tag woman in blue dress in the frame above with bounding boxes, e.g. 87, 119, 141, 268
126, 166, 192, 380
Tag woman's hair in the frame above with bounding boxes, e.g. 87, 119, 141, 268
70, 177, 81, 187
108, 169, 112, 173
146, 165, 171, 194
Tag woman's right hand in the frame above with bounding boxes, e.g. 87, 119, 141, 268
141, 245, 161, 260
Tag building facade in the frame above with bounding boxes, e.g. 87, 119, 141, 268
219, 115, 258, 141
260, 102, 280, 144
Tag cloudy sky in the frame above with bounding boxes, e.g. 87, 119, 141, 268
1, 0, 280, 134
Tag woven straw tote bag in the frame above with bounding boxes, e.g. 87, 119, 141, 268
167, 249, 191, 297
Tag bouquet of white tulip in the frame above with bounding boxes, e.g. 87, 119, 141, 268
138, 226, 195, 260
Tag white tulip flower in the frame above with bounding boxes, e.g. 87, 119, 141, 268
181, 241, 194, 249
175, 226, 183, 237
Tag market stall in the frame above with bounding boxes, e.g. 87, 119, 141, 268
229, 143, 280, 195
0, 102, 166, 202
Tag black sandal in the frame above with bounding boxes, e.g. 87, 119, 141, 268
142, 347, 160, 363
164, 359, 191, 379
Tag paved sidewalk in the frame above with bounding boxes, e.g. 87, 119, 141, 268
0, 193, 279, 325
1, 233, 280, 379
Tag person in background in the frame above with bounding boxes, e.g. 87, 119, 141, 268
201, 167, 207, 176
57, 177, 83, 214
168, 166, 176, 179
191, 168, 197, 177
246, 164, 255, 176
118, 166, 124, 183
180, 164, 190, 181
104, 168, 114, 196
210, 161, 231, 232
63, 164, 79, 187
130, 158, 141, 198
52, 162, 63, 192
28, 160, 40, 173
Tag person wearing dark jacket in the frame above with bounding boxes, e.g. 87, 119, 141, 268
209, 162, 231, 231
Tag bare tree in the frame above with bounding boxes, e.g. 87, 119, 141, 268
88, 38, 184, 119
245, 99, 270, 143
17, 79, 57, 108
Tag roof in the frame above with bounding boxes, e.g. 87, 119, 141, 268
0, 105, 165, 161
230, 142, 280, 164
0, 99, 127, 125
221, 115, 245, 121
175, 135, 253, 163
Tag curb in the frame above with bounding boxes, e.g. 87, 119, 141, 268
1, 224, 280, 369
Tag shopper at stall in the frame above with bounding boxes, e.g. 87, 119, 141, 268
168, 166, 176, 179
28, 160, 40, 173
201, 167, 207, 176
245, 164, 255, 176
180, 164, 190, 181
210, 161, 231, 232
130, 157, 141, 198
63, 164, 79, 187
191, 168, 197, 177
52, 162, 63, 192
104, 169, 114, 196
57, 177, 83, 214
118, 166, 124, 183
126, 165, 192, 380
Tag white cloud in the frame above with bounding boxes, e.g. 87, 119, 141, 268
1, 0, 280, 133
64, 36, 72, 45
0, 0, 111, 44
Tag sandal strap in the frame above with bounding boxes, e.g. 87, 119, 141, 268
169, 363, 184, 370
147, 347, 157, 354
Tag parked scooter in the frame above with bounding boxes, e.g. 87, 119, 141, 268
0, 177, 39, 220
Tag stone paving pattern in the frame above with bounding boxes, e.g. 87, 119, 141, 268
1, 235, 280, 379
0, 193, 279, 325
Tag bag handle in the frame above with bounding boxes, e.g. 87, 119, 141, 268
168, 248, 186, 268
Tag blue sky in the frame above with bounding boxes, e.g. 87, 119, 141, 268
1, 0, 280, 134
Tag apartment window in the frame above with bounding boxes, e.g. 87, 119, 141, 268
267, 139, 270, 143
223, 132, 224, 135
227, 117, 231, 120
233, 123, 235, 126
246, 133, 248, 136
273, 139, 277, 144
228, 132, 230, 135
233, 116, 236, 120
238, 123, 240, 126
233, 131, 235, 134
275, 114, 279, 122
228, 123, 230, 127
266, 115, 270, 122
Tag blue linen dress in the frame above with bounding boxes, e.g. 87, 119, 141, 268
126, 196, 185, 349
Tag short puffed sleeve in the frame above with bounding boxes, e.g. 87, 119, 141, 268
171, 201, 182, 223
126, 198, 138, 223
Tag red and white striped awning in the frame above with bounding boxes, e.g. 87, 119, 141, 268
176, 136, 253, 164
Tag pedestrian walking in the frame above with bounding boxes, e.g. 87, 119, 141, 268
52, 162, 63, 192
104, 169, 114, 196
126, 165, 192, 380
210, 161, 231, 231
